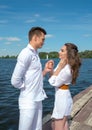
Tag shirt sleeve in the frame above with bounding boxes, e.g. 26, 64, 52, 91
11, 49, 31, 89
48, 65, 72, 88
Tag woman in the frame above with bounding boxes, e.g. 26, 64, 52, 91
48, 43, 81, 130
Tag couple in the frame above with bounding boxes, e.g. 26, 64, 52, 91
11, 26, 81, 130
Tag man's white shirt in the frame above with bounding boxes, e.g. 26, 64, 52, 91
11, 44, 47, 109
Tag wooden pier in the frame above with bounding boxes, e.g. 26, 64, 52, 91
42, 85, 92, 130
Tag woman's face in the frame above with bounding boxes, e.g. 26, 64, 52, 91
59, 45, 67, 59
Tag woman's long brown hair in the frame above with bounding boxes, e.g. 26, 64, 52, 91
65, 43, 81, 84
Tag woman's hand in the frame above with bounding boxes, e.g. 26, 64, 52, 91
58, 59, 67, 69
53, 59, 67, 76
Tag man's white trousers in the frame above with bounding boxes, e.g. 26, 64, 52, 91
19, 101, 42, 130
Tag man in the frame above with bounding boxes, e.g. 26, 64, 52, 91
11, 27, 53, 130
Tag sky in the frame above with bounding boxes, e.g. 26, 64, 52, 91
0, 0, 92, 56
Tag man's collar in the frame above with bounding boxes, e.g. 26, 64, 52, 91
27, 44, 37, 53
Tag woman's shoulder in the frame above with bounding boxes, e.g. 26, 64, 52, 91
64, 64, 71, 74
64, 64, 70, 68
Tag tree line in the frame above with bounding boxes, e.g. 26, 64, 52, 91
0, 50, 92, 59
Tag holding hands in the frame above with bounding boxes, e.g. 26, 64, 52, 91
43, 58, 67, 76
43, 60, 54, 76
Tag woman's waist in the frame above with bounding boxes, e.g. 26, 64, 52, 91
59, 84, 69, 90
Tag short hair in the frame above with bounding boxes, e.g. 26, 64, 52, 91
28, 26, 47, 41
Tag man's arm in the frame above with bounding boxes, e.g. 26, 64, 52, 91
11, 50, 31, 89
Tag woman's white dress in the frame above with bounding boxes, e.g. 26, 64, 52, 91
48, 64, 73, 119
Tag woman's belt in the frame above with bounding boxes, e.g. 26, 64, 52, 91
59, 84, 69, 90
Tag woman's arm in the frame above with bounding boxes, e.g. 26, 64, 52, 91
42, 60, 54, 76
53, 59, 67, 76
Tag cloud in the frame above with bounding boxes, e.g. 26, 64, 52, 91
25, 19, 36, 23
42, 17, 59, 22
6, 37, 21, 42
17, 44, 21, 46
34, 14, 40, 17
83, 34, 92, 37
25, 14, 59, 24
25, 14, 40, 23
1, 48, 6, 51
46, 34, 53, 38
0, 37, 21, 42
0, 37, 4, 40
0, 5, 8, 9
44, 3, 53, 7
5, 42, 12, 45
0, 20, 8, 24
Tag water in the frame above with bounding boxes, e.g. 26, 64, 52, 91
0, 58, 92, 130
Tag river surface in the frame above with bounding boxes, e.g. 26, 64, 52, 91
0, 58, 92, 130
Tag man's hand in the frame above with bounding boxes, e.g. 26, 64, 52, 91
43, 60, 54, 76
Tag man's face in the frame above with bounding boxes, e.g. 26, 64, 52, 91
35, 32, 45, 49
